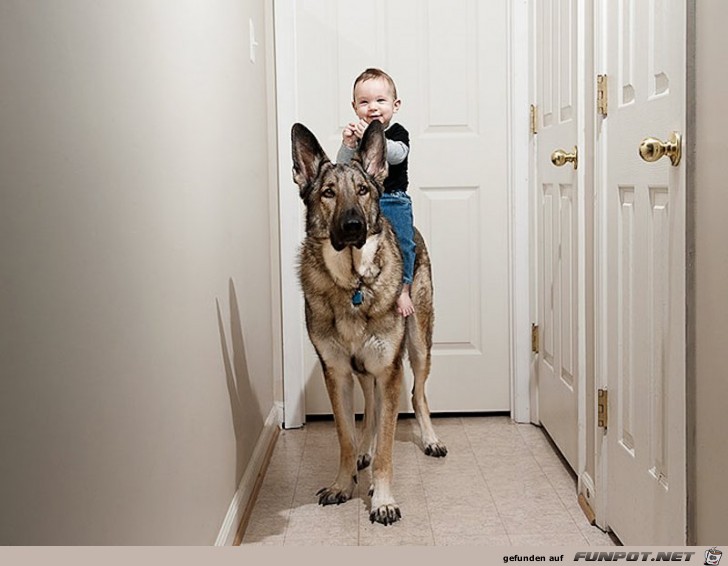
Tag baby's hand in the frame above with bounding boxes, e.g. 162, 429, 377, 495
342, 123, 359, 148
352, 118, 369, 139
342, 119, 371, 148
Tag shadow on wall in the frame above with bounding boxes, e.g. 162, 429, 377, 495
216, 278, 262, 488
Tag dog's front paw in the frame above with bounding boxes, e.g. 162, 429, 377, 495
316, 485, 352, 506
369, 504, 401, 526
424, 440, 448, 458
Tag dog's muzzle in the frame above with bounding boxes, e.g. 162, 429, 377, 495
331, 208, 367, 251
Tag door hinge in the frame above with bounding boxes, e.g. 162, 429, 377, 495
597, 388, 608, 429
530, 104, 538, 134
596, 74, 608, 117
531, 323, 539, 354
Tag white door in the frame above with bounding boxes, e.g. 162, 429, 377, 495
535, 0, 581, 471
600, 0, 686, 545
277, 0, 511, 415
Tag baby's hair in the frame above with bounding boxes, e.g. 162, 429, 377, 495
353, 68, 398, 100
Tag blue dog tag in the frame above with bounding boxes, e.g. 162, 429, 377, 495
352, 289, 363, 306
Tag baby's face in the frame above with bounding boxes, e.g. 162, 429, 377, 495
352, 78, 401, 128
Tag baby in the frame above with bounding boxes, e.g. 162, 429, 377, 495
337, 68, 416, 317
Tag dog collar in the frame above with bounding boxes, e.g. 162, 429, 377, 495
352, 281, 363, 306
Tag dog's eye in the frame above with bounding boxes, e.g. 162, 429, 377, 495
357, 184, 369, 196
322, 187, 335, 198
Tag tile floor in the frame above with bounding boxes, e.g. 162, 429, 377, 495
240, 415, 621, 546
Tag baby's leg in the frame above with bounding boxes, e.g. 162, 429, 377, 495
379, 192, 416, 317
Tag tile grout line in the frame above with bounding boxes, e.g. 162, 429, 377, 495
240, 428, 304, 546
247, 417, 608, 546
280, 427, 309, 546
462, 419, 515, 545
515, 424, 590, 544
412, 421, 437, 546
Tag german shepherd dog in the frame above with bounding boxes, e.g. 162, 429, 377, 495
291, 120, 447, 526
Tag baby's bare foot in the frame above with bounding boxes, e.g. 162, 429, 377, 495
397, 288, 415, 317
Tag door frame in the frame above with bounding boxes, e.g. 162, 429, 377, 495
593, 0, 608, 531
578, 0, 596, 525
509, 0, 532, 425
275, 0, 307, 429
274, 0, 532, 428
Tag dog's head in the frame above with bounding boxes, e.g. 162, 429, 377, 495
291, 121, 388, 251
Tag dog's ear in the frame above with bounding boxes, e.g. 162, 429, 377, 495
357, 120, 388, 183
291, 123, 330, 199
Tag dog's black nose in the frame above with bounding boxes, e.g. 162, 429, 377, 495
343, 217, 363, 235
331, 208, 367, 250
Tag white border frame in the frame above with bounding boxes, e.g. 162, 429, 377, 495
275, 0, 532, 427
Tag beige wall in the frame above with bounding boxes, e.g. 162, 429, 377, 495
692, 1, 728, 545
0, 1, 279, 544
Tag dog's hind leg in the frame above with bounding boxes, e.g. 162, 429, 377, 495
356, 374, 376, 471
316, 363, 358, 506
407, 318, 448, 458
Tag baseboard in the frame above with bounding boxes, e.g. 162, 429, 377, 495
214, 402, 282, 546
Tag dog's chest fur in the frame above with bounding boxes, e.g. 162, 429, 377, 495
300, 233, 403, 356
322, 234, 381, 287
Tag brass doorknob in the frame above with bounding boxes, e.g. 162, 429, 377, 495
551, 147, 578, 169
639, 132, 682, 166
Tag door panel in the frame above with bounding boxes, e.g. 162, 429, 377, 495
601, 0, 686, 545
536, 0, 580, 471
284, 0, 511, 414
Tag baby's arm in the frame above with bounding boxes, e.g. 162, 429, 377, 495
336, 142, 356, 165
386, 139, 409, 165
338, 121, 409, 165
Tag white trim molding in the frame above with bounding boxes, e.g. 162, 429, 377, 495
274, 0, 306, 429
508, 0, 532, 423
214, 404, 283, 546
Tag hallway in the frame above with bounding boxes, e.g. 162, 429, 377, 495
238, 416, 620, 546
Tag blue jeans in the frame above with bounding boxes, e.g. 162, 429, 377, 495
379, 191, 415, 285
